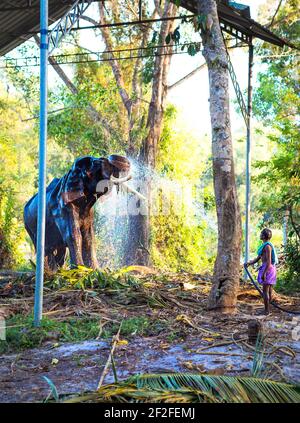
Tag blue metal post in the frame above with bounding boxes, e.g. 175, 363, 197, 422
34, 0, 48, 327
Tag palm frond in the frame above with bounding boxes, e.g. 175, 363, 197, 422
45, 267, 140, 290
63, 373, 300, 403
251, 333, 266, 378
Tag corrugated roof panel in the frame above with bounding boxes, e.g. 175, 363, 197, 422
177, 0, 291, 47
0, 0, 84, 56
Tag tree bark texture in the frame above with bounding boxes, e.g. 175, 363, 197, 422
197, 0, 242, 312
139, 1, 177, 168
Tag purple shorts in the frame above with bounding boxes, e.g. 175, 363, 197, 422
257, 263, 277, 285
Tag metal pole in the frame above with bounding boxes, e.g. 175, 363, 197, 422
34, 0, 48, 327
244, 40, 253, 276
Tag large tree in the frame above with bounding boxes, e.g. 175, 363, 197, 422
196, 0, 242, 312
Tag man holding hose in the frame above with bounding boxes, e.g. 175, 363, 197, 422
245, 228, 278, 315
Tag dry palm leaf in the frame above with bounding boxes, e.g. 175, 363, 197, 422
64, 372, 300, 403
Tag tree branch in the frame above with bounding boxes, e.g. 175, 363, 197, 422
267, 0, 284, 28
80, 15, 98, 26
139, 1, 177, 166
34, 35, 118, 138
289, 205, 300, 240
167, 62, 207, 91
153, 0, 163, 17
99, 2, 132, 117
131, 7, 158, 102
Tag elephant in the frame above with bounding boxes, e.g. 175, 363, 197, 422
24, 154, 131, 271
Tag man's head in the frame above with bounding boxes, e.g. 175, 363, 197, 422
260, 228, 272, 241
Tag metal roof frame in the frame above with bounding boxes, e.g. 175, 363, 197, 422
177, 0, 293, 48
0, 0, 293, 57
0, 0, 99, 56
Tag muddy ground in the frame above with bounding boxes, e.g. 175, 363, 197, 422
1, 268, 300, 403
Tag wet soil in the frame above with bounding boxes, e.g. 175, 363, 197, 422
1, 314, 299, 403
1, 269, 300, 403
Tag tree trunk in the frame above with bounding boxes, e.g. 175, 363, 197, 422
139, 4, 176, 168
125, 2, 176, 266
198, 0, 242, 312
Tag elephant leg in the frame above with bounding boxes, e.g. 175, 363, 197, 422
81, 224, 99, 269
81, 211, 99, 269
67, 225, 84, 268
56, 207, 84, 268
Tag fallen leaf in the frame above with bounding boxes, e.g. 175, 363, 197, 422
180, 282, 197, 291
117, 339, 128, 346
160, 343, 170, 349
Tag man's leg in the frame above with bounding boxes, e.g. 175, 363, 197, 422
263, 284, 270, 315
268, 285, 273, 303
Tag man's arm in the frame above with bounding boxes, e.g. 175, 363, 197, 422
245, 255, 261, 266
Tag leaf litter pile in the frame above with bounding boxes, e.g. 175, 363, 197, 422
0, 266, 300, 402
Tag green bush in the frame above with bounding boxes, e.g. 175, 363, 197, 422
151, 105, 216, 272
0, 314, 101, 354
277, 237, 300, 293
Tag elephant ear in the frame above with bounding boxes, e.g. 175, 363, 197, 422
61, 157, 94, 205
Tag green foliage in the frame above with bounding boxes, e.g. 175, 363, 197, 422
152, 106, 216, 272
48, 65, 126, 157
47, 266, 140, 290
0, 189, 15, 268
164, 14, 203, 56
251, 0, 299, 289
277, 237, 300, 293
0, 84, 78, 269
0, 312, 165, 354
102, 316, 153, 339
0, 314, 100, 354
165, 27, 181, 45
251, 334, 265, 378
43, 376, 60, 403
0, 88, 37, 268
142, 31, 160, 85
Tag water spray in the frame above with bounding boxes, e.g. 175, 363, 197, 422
120, 182, 148, 203
110, 174, 148, 203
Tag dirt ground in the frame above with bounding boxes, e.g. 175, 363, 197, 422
1, 268, 300, 403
